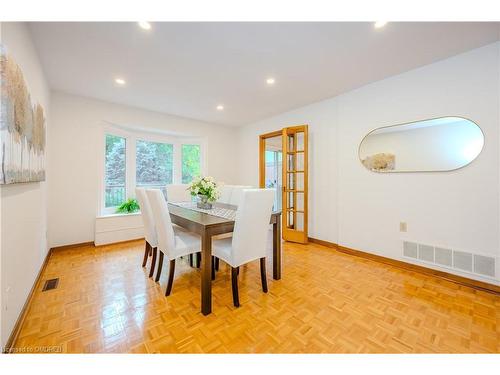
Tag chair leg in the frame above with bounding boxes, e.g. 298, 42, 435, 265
196, 252, 201, 268
165, 259, 176, 296
260, 257, 268, 293
155, 251, 164, 282
189, 253, 194, 267
149, 247, 157, 278
231, 267, 240, 307
142, 242, 150, 267
215, 257, 220, 271
211, 256, 216, 280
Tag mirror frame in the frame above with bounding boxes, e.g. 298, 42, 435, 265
358, 116, 484, 173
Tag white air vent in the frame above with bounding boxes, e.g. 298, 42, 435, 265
453, 251, 473, 272
435, 247, 453, 267
474, 255, 495, 277
418, 244, 434, 262
402, 241, 496, 279
403, 241, 418, 259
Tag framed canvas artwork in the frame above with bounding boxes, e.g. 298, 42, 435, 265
0, 45, 46, 184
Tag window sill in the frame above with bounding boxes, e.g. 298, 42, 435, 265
97, 211, 142, 219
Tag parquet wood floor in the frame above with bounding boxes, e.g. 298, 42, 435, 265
12, 239, 500, 353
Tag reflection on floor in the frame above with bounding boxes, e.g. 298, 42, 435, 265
13, 239, 500, 353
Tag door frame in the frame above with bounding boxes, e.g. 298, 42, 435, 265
259, 130, 283, 188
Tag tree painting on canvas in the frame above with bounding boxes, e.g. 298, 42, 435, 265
0, 45, 46, 184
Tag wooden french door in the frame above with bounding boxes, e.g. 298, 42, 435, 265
282, 125, 308, 243
259, 125, 308, 244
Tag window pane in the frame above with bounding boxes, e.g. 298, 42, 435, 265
136, 140, 173, 195
105, 134, 126, 207
182, 144, 201, 183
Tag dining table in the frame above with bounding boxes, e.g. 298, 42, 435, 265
167, 201, 282, 315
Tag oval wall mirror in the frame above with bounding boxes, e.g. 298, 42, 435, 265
359, 116, 484, 172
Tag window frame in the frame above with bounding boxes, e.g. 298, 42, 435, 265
100, 124, 206, 215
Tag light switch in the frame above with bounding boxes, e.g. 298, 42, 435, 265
400, 222, 407, 232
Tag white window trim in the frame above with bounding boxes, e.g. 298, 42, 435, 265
99, 124, 206, 215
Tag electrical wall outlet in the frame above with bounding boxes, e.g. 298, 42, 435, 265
400, 222, 407, 232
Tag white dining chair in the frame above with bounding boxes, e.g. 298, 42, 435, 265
137, 187, 188, 281
228, 185, 252, 206
217, 185, 233, 204
212, 188, 275, 307
211, 185, 252, 260
146, 189, 202, 296
166, 184, 191, 202
166, 183, 201, 267
217, 185, 252, 205
135, 188, 159, 278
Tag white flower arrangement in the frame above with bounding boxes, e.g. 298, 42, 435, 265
188, 176, 220, 203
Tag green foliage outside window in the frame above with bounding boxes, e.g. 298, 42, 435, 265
136, 140, 173, 186
105, 134, 126, 207
182, 144, 201, 183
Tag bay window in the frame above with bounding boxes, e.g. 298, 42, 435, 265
101, 127, 204, 214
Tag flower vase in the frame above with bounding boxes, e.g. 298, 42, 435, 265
197, 194, 213, 209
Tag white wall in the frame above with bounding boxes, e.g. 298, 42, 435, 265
48, 92, 239, 247
237, 42, 500, 285
0, 22, 51, 347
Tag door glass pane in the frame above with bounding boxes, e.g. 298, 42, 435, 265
287, 154, 295, 171
295, 212, 304, 231
296, 132, 305, 151
182, 144, 201, 183
136, 140, 173, 197
296, 152, 304, 170
287, 191, 294, 209
287, 134, 295, 152
287, 172, 295, 190
287, 210, 294, 228
296, 173, 304, 191
296, 192, 304, 211
105, 134, 126, 207
264, 136, 282, 211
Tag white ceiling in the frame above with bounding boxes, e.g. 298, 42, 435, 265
29, 22, 500, 126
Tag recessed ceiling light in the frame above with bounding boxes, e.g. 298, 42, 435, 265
138, 21, 152, 30
115, 78, 126, 85
266, 77, 276, 85
374, 21, 388, 29
216, 105, 224, 111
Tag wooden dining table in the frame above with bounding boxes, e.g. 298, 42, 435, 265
168, 202, 282, 315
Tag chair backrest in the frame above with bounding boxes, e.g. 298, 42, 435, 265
166, 184, 191, 202
146, 189, 176, 256
218, 184, 253, 205
229, 185, 253, 206
230, 189, 275, 266
135, 188, 158, 247
218, 185, 233, 204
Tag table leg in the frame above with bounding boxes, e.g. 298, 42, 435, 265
201, 231, 212, 315
273, 218, 281, 280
